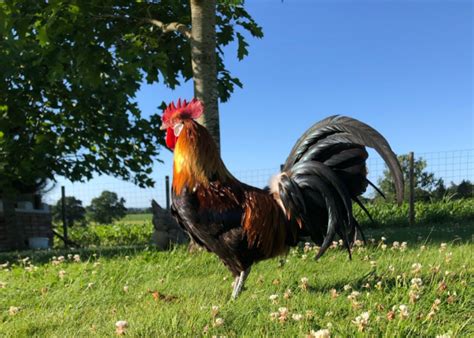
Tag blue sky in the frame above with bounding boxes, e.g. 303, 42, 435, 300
53, 0, 473, 207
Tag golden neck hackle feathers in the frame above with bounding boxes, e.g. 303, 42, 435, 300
172, 120, 234, 194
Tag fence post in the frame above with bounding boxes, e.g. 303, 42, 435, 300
408, 152, 415, 226
280, 164, 284, 172
165, 176, 170, 210
61, 186, 68, 247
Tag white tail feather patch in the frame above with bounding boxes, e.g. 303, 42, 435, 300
269, 173, 287, 216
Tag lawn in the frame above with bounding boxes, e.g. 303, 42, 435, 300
0, 224, 472, 337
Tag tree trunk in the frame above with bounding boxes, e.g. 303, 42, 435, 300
190, 0, 220, 152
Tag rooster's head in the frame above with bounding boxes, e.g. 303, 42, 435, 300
161, 98, 203, 150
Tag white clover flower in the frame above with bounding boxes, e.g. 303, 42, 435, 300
58, 270, 66, 279
73, 254, 81, 262
411, 263, 422, 274
309, 328, 331, 338
410, 278, 423, 289
352, 311, 370, 332
343, 284, 352, 291
211, 305, 220, 318
292, 313, 303, 321
9, 306, 20, 316
381, 236, 387, 242
347, 291, 360, 300
375, 281, 383, 290
392, 241, 400, 249
308, 329, 331, 338
0, 281, 6, 288
213, 317, 225, 327
381, 244, 387, 251
398, 304, 409, 319
278, 307, 289, 322
440, 243, 447, 251
400, 242, 408, 251
269, 294, 278, 303
115, 320, 128, 335
370, 260, 377, 268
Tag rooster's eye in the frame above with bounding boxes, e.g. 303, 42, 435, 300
174, 123, 184, 137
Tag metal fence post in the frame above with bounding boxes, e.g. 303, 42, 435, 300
408, 152, 415, 226
165, 176, 170, 210
61, 186, 68, 247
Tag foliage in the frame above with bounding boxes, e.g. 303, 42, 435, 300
354, 198, 474, 228
0, 0, 262, 190
52, 196, 86, 227
437, 179, 473, 200
0, 229, 472, 336
86, 191, 127, 225
377, 155, 443, 202
65, 222, 152, 247
50, 198, 474, 248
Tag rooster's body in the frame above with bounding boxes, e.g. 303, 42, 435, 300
161, 99, 403, 298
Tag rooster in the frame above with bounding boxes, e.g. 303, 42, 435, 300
161, 99, 403, 299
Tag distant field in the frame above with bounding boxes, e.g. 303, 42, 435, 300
1, 224, 473, 336
122, 213, 153, 224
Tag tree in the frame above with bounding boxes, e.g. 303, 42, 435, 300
378, 155, 443, 202
52, 196, 86, 227
87, 191, 127, 224
0, 0, 261, 189
446, 180, 473, 200
0, 1, 262, 248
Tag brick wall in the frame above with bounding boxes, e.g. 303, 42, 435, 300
0, 200, 53, 251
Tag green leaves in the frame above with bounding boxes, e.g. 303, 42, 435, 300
0, 0, 262, 189
37, 25, 48, 47
236, 32, 248, 60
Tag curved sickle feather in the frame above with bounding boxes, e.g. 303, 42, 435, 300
284, 116, 404, 204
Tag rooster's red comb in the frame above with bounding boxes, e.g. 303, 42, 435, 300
161, 98, 203, 129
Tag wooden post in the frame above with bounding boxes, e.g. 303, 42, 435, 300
61, 186, 68, 247
165, 176, 170, 210
280, 164, 284, 172
408, 152, 415, 226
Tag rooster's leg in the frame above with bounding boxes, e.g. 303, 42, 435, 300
231, 267, 251, 299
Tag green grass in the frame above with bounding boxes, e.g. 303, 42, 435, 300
1, 224, 472, 337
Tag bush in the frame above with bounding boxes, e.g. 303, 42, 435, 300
62, 222, 153, 247
354, 198, 474, 227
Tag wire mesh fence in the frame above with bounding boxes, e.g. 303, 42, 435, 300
45, 149, 473, 210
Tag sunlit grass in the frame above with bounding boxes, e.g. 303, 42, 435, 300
1, 225, 472, 337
